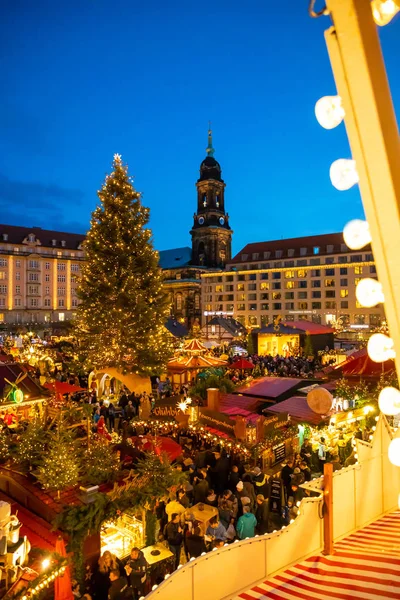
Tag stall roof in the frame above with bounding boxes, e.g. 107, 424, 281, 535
236, 376, 310, 401
164, 317, 188, 338
288, 321, 334, 335
265, 396, 327, 426
0, 363, 48, 401
330, 347, 395, 378
220, 394, 265, 424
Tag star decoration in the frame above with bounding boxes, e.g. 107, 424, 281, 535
114, 153, 122, 162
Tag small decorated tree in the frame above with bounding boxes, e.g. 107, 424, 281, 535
36, 425, 80, 498
16, 418, 48, 471
0, 429, 9, 463
82, 437, 120, 485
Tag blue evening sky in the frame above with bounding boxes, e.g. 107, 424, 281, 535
1, 1, 399, 254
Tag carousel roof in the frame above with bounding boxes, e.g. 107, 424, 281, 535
182, 338, 208, 354
330, 347, 395, 378
167, 353, 228, 371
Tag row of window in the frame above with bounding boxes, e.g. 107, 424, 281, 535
209, 289, 352, 302
237, 252, 374, 265
0, 259, 80, 271
204, 265, 375, 287
233, 313, 381, 328
206, 298, 372, 312
4, 285, 78, 296
2, 298, 80, 308
0, 312, 70, 324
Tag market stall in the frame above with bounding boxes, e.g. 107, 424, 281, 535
167, 339, 228, 386
100, 510, 145, 558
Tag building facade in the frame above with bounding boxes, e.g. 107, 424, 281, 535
0, 225, 85, 328
201, 233, 385, 334
160, 127, 233, 329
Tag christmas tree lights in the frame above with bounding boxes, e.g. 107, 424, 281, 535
35, 425, 80, 497
74, 154, 173, 375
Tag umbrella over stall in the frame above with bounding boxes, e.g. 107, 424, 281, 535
55, 536, 73, 600
229, 358, 254, 370
44, 381, 86, 400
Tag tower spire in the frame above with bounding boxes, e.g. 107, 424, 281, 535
206, 121, 215, 157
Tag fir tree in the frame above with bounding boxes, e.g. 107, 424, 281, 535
303, 333, 314, 357
36, 425, 80, 497
0, 429, 9, 463
82, 437, 120, 485
16, 418, 48, 471
75, 154, 173, 375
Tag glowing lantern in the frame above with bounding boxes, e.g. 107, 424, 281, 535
378, 387, 400, 416
367, 333, 396, 363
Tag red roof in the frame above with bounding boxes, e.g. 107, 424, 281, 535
332, 347, 395, 377
266, 396, 326, 425
287, 321, 334, 335
236, 376, 305, 400
220, 394, 263, 424
183, 339, 207, 353
229, 358, 254, 370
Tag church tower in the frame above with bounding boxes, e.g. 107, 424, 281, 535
191, 127, 233, 268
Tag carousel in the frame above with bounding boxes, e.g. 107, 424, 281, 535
166, 339, 228, 386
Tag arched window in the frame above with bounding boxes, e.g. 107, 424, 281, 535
176, 294, 182, 311
194, 294, 200, 310
219, 242, 226, 261
203, 193, 207, 207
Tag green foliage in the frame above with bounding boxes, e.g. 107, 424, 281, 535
247, 332, 255, 355
74, 154, 173, 375
36, 425, 80, 493
0, 429, 9, 463
189, 373, 236, 400
303, 333, 314, 357
16, 418, 49, 471
145, 509, 157, 546
82, 437, 120, 485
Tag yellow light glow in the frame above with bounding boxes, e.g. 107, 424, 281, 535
379, 386, 400, 415
42, 558, 50, 570
368, 333, 396, 362
330, 159, 359, 191
356, 278, 384, 307
343, 219, 372, 250
372, 0, 399, 25
315, 95, 345, 129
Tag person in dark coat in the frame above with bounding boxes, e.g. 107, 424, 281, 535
123, 548, 148, 600
165, 514, 183, 569
95, 551, 123, 600
299, 461, 311, 482
300, 439, 313, 466
108, 569, 129, 600
186, 526, 207, 558
209, 451, 230, 494
281, 458, 294, 499
228, 465, 241, 492
252, 467, 269, 497
255, 494, 270, 534
193, 473, 209, 504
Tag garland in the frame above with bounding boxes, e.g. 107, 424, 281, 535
251, 424, 299, 459
8, 550, 68, 600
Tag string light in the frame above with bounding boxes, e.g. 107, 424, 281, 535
343, 219, 372, 250
367, 333, 396, 362
315, 95, 345, 129
330, 159, 359, 191
356, 278, 384, 307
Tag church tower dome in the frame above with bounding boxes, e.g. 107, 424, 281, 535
190, 126, 233, 268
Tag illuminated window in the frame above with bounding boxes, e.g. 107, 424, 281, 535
205, 304, 212, 311
237, 293, 246, 301
260, 282, 269, 290
356, 300, 363, 309
340, 289, 348, 298
215, 285, 223, 292
0, 313, 4, 323
176, 294, 182, 311
355, 278, 361, 285
261, 303, 269, 310
298, 302, 308, 310
249, 315, 258, 326
286, 281, 295, 289
354, 266, 363, 275
58, 312, 65, 321
285, 270, 295, 279
272, 292, 281, 300
354, 314, 366, 325
313, 247, 320, 255
325, 279, 335, 287
297, 270, 306, 278
237, 283, 244, 291
0, 272, 5, 280
57, 251, 62, 257
237, 304, 245, 311
195, 294, 200, 309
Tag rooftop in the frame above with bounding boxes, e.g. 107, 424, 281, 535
0, 224, 85, 251
229, 232, 372, 264
158, 246, 192, 269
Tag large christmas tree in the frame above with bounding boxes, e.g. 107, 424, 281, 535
75, 154, 173, 375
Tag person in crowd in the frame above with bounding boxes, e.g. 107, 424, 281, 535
165, 492, 185, 521
123, 547, 148, 600
237, 477, 257, 512
219, 489, 238, 520
252, 467, 269, 497
93, 407, 101, 426
226, 516, 236, 542
206, 516, 227, 543
299, 460, 311, 482
228, 465, 241, 492
193, 471, 209, 504
205, 488, 218, 507
177, 489, 190, 509
209, 451, 230, 494
329, 451, 342, 472
165, 513, 183, 569
280, 458, 294, 500
108, 569, 128, 600
95, 551, 122, 600
300, 439, 313, 466
255, 494, 270, 534
237, 506, 258, 540
336, 432, 348, 464
186, 525, 206, 558
97, 415, 111, 441
125, 400, 135, 420
118, 390, 129, 417
318, 437, 327, 472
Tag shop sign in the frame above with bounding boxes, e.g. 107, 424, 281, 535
199, 408, 236, 435
263, 412, 290, 433
272, 442, 286, 465
152, 398, 181, 419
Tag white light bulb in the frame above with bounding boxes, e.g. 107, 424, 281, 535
356, 278, 384, 307
315, 95, 345, 129
379, 387, 400, 416
368, 333, 396, 363
343, 219, 372, 250
372, 0, 399, 26
330, 159, 359, 191
388, 430, 400, 467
